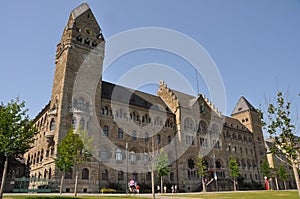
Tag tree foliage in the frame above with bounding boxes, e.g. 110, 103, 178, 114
196, 155, 208, 177
56, 129, 78, 173
228, 157, 240, 191
278, 165, 288, 181
55, 127, 93, 195
261, 91, 300, 197
260, 160, 272, 178
196, 155, 208, 192
0, 98, 37, 199
229, 157, 240, 178
0, 98, 36, 157
261, 92, 298, 161
155, 149, 169, 177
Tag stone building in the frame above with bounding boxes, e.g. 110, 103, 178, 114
265, 139, 297, 190
23, 3, 267, 193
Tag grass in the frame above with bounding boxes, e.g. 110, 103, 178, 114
3, 196, 147, 199
2, 190, 299, 199
165, 190, 298, 199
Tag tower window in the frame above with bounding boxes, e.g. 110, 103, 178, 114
50, 118, 56, 131
103, 126, 109, 137
118, 128, 123, 139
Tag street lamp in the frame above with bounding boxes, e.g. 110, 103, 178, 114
126, 142, 128, 194
212, 153, 218, 191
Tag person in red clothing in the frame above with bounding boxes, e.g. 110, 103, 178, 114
136, 184, 140, 194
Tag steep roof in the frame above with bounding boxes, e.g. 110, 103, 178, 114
71, 2, 90, 19
172, 90, 196, 109
224, 116, 250, 132
231, 96, 257, 116
102, 81, 172, 113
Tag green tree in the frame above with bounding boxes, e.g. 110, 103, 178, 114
196, 155, 208, 192
72, 127, 93, 197
155, 149, 169, 194
261, 91, 300, 197
55, 127, 92, 196
278, 165, 288, 190
0, 98, 37, 199
260, 160, 271, 179
228, 157, 240, 191
55, 129, 77, 194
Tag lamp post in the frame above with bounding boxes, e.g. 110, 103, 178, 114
212, 153, 218, 191
126, 142, 128, 194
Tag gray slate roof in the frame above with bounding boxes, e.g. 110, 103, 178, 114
101, 81, 172, 113
72, 2, 90, 19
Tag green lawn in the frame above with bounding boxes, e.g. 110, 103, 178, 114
165, 190, 298, 199
3, 196, 147, 199
3, 190, 299, 199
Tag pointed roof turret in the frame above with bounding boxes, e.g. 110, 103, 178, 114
231, 96, 256, 116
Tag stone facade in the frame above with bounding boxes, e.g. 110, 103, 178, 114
24, 3, 267, 193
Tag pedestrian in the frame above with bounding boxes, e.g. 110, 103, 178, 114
157, 185, 160, 193
164, 186, 167, 193
174, 185, 177, 193
136, 184, 140, 194
171, 185, 174, 193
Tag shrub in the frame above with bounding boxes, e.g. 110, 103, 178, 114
100, 187, 117, 193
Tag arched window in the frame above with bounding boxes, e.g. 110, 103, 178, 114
216, 160, 222, 169
143, 153, 149, 162
103, 126, 109, 137
170, 172, 174, 181
72, 118, 77, 129
184, 117, 194, 131
145, 132, 149, 142
187, 158, 196, 179
48, 168, 52, 179
50, 118, 56, 131
118, 171, 124, 180
82, 168, 89, 180
168, 136, 171, 144
65, 168, 73, 179
132, 131, 137, 140
100, 147, 108, 161
102, 169, 108, 180
43, 169, 47, 178
116, 149, 122, 161
130, 151, 136, 162
118, 128, 123, 139
80, 119, 85, 129
156, 134, 161, 144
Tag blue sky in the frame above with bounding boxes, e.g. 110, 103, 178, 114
1, 0, 300, 131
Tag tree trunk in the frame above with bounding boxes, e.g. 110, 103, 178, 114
283, 180, 287, 190
160, 176, 163, 194
292, 162, 300, 198
74, 171, 78, 197
275, 177, 279, 190
0, 156, 8, 199
233, 177, 237, 192
60, 173, 65, 195
151, 170, 155, 199
202, 178, 206, 193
